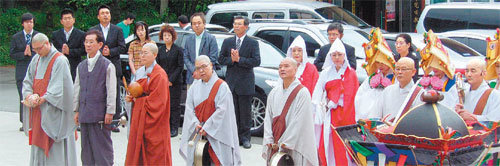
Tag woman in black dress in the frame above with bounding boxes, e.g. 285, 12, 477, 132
395, 33, 421, 81
156, 25, 184, 137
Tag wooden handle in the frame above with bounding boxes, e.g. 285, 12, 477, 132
122, 76, 130, 95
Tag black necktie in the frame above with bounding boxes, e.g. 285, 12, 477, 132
26, 34, 31, 45
236, 38, 241, 51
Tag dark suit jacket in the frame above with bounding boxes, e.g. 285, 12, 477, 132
10, 30, 39, 81
314, 42, 356, 71
218, 35, 261, 95
157, 44, 184, 84
89, 24, 126, 78
51, 28, 85, 80
183, 30, 219, 84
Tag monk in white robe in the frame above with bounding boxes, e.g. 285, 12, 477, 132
371, 57, 424, 123
22, 33, 77, 166
180, 55, 241, 165
456, 59, 500, 121
312, 39, 359, 165
285, 35, 319, 95
262, 58, 318, 165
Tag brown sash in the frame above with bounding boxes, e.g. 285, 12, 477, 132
398, 86, 422, 121
194, 79, 224, 166
473, 88, 494, 115
270, 84, 304, 157
30, 52, 62, 157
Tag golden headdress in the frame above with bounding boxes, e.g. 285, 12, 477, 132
362, 28, 395, 76
420, 30, 455, 79
485, 28, 500, 80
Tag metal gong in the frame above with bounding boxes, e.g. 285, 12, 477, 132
269, 151, 294, 166
193, 139, 210, 166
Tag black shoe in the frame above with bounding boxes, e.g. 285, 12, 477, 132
77, 126, 81, 132
170, 129, 178, 137
242, 140, 251, 149
19, 127, 24, 132
112, 128, 120, 133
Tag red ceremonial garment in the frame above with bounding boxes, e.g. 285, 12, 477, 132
194, 79, 224, 166
318, 67, 359, 166
299, 63, 319, 96
126, 64, 172, 166
29, 53, 62, 157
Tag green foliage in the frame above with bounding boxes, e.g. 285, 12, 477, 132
0, 0, 234, 66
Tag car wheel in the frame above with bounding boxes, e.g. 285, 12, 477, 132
251, 92, 266, 136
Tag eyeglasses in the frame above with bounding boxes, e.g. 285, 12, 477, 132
330, 52, 345, 57
394, 68, 413, 72
195, 64, 209, 71
32, 44, 45, 52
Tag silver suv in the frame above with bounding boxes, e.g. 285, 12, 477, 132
206, 1, 373, 32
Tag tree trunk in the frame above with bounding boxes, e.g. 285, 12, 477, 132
160, 0, 169, 17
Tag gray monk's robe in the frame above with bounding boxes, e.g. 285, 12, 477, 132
262, 79, 319, 166
464, 81, 500, 121
22, 46, 77, 166
179, 71, 242, 165
370, 80, 424, 123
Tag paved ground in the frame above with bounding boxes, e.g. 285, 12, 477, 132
0, 66, 266, 165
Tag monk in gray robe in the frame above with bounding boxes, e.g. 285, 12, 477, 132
22, 33, 77, 166
180, 55, 241, 165
262, 58, 318, 165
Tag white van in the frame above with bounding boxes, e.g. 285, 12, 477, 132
416, 3, 500, 33
205, 1, 373, 32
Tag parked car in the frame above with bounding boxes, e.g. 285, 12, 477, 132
240, 20, 370, 83
383, 33, 483, 76
205, 0, 374, 32
120, 30, 285, 135
438, 29, 495, 56
416, 3, 500, 34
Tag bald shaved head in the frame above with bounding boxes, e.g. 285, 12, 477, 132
395, 57, 416, 88
467, 58, 486, 72
466, 58, 487, 89
279, 57, 298, 81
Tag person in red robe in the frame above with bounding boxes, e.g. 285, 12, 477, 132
125, 43, 172, 165
311, 38, 359, 165
286, 35, 319, 95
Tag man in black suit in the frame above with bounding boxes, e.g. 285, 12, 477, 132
89, 5, 126, 132
314, 23, 356, 71
10, 13, 38, 130
51, 8, 85, 81
218, 16, 260, 149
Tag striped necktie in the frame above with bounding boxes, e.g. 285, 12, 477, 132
236, 37, 241, 51
26, 34, 31, 45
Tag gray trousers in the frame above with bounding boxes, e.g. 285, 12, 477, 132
80, 123, 113, 166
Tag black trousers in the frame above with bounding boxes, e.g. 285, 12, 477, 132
233, 93, 252, 142
16, 79, 23, 123
169, 83, 182, 131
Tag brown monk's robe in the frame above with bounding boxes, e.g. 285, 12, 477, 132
125, 64, 172, 165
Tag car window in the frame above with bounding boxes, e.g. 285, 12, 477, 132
289, 31, 320, 58
315, 6, 370, 28
468, 38, 486, 56
469, 9, 500, 30
255, 30, 287, 52
424, 8, 500, 33
441, 38, 481, 57
290, 10, 321, 19
424, 9, 469, 33
258, 41, 285, 68
252, 12, 285, 19
211, 12, 248, 29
